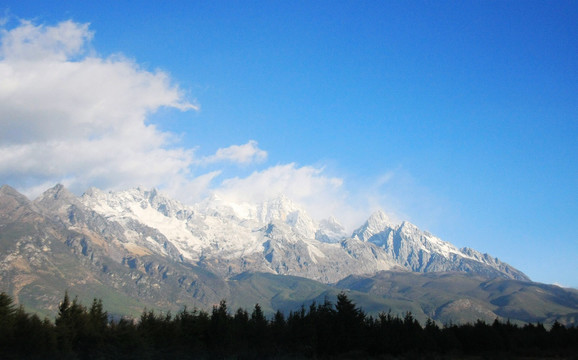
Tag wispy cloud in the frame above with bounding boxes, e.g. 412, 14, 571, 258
200, 140, 267, 165
214, 163, 361, 226
360, 168, 455, 234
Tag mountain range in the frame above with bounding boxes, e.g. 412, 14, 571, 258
1, 184, 576, 325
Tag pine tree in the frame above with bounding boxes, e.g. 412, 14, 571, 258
0, 293, 16, 355
209, 300, 232, 354
335, 292, 365, 353
249, 304, 268, 353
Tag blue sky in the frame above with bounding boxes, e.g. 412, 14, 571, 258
1, 1, 576, 287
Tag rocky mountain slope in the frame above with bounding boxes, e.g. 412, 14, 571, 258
73, 184, 527, 282
4, 183, 570, 325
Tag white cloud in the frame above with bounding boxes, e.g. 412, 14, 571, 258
164, 170, 222, 204
0, 19, 198, 195
0, 18, 436, 232
201, 140, 267, 165
217, 163, 342, 202
0, 20, 92, 61
213, 163, 370, 228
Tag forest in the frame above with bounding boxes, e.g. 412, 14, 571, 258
0, 291, 576, 359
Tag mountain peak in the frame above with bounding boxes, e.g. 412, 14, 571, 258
0, 184, 26, 199
257, 195, 302, 224
368, 210, 394, 227
33, 184, 81, 214
35, 184, 76, 203
134, 186, 160, 200
316, 216, 347, 243
352, 209, 396, 241
0, 185, 32, 213
83, 186, 104, 197
320, 216, 343, 229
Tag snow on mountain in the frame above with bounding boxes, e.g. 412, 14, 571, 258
315, 216, 348, 243
352, 212, 529, 280
352, 209, 396, 241
42, 184, 530, 282
82, 187, 206, 260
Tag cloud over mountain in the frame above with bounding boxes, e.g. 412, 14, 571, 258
0, 18, 358, 223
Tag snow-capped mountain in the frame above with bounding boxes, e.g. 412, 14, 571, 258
0, 183, 528, 291
352, 210, 527, 280
77, 186, 398, 283
4, 184, 576, 325
73, 185, 527, 282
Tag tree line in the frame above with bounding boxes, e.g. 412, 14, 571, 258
0, 291, 576, 359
